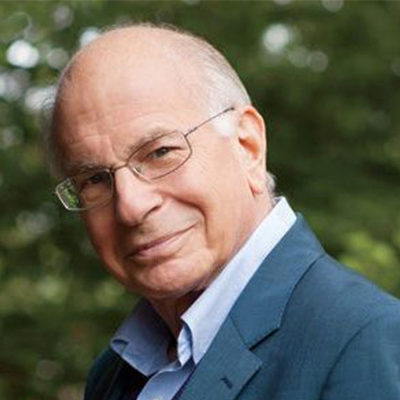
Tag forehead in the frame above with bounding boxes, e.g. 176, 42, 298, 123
53, 54, 205, 174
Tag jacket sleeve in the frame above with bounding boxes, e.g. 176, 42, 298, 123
321, 310, 400, 400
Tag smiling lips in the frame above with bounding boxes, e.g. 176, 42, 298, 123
127, 226, 193, 259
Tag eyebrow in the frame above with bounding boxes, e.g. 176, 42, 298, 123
64, 160, 104, 176
64, 125, 176, 177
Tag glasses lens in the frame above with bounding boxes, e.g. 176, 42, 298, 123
56, 169, 112, 210
131, 131, 191, 179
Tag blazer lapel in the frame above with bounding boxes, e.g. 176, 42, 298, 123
178, 316, 261, 400
178, 215, 325, 400
231, 214, 325, 348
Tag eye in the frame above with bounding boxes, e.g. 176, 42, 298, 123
149, 146, 172, 159
78, 170, 110, 191
88, 172, 106, 184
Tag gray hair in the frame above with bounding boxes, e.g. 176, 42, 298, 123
44, 22, 276, 195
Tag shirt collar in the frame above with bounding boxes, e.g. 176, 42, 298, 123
111, 299, 172, 376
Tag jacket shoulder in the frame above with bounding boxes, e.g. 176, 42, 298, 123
84, 348, 122, 400
282, 253, 400, 363
299, 253, 400, 320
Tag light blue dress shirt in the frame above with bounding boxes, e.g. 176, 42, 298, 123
111, 197, 296, 400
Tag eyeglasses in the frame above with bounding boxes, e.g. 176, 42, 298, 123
55, 107, 234, 211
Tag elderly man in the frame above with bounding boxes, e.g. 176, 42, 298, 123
48, 24, 400, 400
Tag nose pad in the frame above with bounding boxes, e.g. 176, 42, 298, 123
113, 167, 162, 226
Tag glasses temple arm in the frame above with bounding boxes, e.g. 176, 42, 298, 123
184, 106, 235, 137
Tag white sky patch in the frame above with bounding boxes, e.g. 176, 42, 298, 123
307, 50, 329, 72
321, 0, 344, 13
288, 47, 329, 72
6, 40, 40, 69
79, 27, 101, 48
24, 85, 57, 113
53, 5, 74, 30
17, 211, 53, 237
0, 74, 8, 96
0, 126, 23, 149
262, 23, 293, 54
0, 72, 24, 101
46, 48, 69, 69
288, 46, 309, 68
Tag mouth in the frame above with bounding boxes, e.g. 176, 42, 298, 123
126, 226, 194, 260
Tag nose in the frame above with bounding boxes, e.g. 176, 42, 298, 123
113, 167, 163, 226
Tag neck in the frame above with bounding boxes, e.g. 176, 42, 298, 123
149, 291, 202, 338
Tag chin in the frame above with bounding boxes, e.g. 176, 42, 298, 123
137, 278, 199, 301
112, 251, 213, 301
134, 269, 209, 302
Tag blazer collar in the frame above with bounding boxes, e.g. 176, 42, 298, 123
178, 214, 325, 400
230, 214, 325, 347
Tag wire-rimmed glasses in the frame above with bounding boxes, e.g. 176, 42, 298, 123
55, 107, 234, 211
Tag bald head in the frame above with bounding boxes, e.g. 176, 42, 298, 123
59, 26, 207, 107
47, 24, 252, 178
57, 24, 250, 115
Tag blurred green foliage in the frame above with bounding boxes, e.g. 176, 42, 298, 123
0, 1, 399, 399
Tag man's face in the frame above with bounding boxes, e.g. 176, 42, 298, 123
55, 51, 260, 302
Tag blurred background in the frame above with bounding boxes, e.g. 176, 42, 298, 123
0, 1, 399, 399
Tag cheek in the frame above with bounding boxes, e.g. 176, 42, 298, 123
83, 210, 136, 288
176, 154, 246, 251
82, 208, 117, 257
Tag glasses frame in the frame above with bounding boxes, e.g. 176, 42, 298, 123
55, 106, 235, 211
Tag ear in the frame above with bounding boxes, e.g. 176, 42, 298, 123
235, 105, 267, 196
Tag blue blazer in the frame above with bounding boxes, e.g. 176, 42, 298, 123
85, 216, 400, 400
